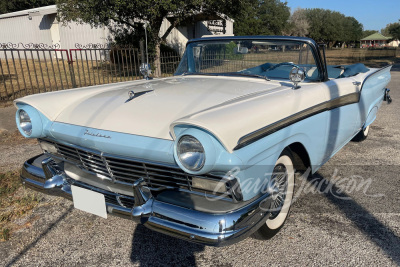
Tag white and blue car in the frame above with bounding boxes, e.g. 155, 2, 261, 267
16, 36, 392, 246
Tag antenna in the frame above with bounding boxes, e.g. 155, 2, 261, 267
144, 21, 149, 67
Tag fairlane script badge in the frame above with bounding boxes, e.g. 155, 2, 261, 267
84, 129, 111, 139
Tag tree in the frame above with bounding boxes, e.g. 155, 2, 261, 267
0, 0, 55, 15
232, 0, 259, 36
286, 8, 309, 37
56, 0, 248, 77
382, 21, 400, 40
305, 9, 340, 45
258, 0, 290, 35
233, 0, 290, 36
341, 16, 362, 44
381, 25, 390, 37
388, 22, 400, 40
304, 8, 363, 47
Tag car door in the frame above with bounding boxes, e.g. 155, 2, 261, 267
321, 77, 360, 159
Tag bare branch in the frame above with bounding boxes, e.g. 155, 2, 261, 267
110, 17, 136, 29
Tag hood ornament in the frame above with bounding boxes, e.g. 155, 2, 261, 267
125, 89, 153, 103
289, 67, 305, 89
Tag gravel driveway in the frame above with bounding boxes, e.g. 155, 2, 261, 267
0, 71, 399, 266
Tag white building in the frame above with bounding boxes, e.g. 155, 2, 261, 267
0, 5, 234, 55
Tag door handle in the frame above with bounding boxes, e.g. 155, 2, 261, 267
353, 81, 361, 86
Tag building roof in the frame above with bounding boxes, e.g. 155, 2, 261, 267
0, 5, 234, 22
0, 5, 57, 19
361, 32, 392, 41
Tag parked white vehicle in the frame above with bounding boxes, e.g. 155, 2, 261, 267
16, 36, 392, 246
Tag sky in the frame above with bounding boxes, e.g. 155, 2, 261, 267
285, 0, 399, 31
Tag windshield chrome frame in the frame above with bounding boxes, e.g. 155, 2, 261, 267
176, 36, 328, 82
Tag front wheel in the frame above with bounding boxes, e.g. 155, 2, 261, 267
352, 125, 370, 142
253, 149, 295, 240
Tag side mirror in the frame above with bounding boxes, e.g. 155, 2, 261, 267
140, 63, 152, 80
289, 67, 305, 89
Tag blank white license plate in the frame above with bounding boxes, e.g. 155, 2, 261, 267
71, 185, 107, 219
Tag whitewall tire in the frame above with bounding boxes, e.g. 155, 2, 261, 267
352, 125, 370, 142
253, 149, 295, 239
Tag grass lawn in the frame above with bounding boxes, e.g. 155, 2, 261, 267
0, 171, 42, 241
0, 131, 42, 242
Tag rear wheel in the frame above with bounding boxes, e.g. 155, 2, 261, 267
253, 149, 295, 239
352, 125, 370, 142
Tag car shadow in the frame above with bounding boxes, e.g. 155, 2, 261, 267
304, 171, 400, 264
130, 224, 205, 266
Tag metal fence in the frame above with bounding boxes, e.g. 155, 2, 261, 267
1, 43, 398, 102
324, 48, 399, 65
0, 43, 181, 101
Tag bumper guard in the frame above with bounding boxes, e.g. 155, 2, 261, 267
21, 154, 272, 246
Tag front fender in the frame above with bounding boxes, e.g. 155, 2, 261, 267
232, 110, 328, 200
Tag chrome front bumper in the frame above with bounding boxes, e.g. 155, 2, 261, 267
21, 154, 272, 246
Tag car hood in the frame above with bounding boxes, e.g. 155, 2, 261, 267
16, 76, 287, 143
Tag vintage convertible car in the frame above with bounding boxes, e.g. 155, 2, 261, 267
16, 36, 392, 246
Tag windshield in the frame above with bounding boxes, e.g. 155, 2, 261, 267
175, 39, 320, 81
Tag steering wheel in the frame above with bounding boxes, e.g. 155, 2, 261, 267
262, 62, 308, 78
263, 62, 300, 72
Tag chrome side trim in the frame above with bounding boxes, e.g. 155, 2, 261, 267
234, 64, 392, 150
234, 92, 360, 150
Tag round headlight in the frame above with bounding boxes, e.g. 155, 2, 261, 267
177, 135, 205, 171
19, 109, 32, 136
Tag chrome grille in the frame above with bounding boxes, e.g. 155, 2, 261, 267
40, 139, 228, 196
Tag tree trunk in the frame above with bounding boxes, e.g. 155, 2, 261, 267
154, 42, 161, 78
149, 19, 164, 78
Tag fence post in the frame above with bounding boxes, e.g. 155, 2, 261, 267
67, 50, 77, 88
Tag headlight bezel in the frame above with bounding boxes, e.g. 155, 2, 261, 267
177, 135, 206, 172
18, 109, 32, 136
173, 129, 218, 175
15, 105, 45, 138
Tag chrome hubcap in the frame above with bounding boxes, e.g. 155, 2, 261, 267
269, 164, 288, 219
